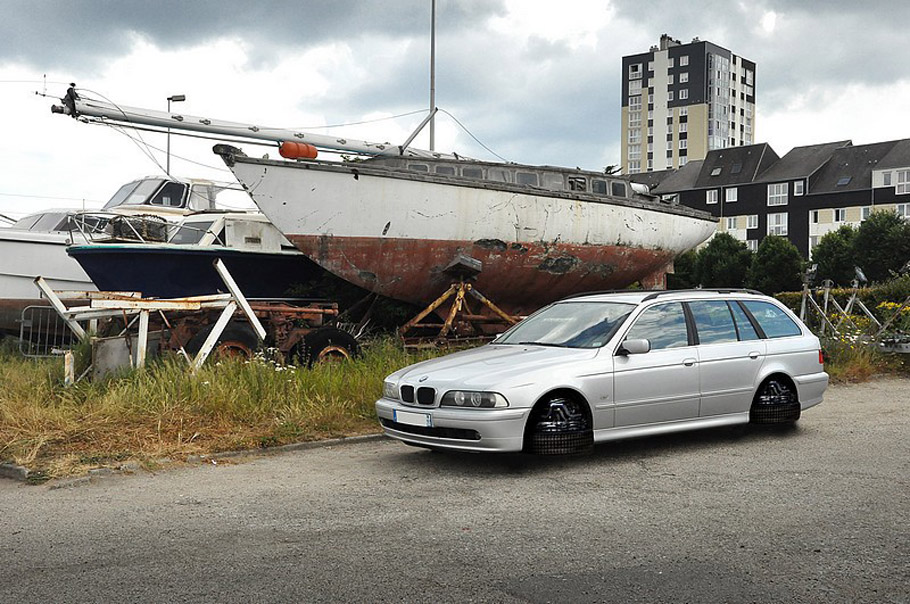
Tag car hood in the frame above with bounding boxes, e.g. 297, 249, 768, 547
389, 344, 600, 391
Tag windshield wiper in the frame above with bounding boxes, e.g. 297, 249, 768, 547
517, 341, 567, 348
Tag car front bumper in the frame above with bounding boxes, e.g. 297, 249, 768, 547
375, 398, 530, 452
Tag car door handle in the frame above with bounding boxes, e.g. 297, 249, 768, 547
749, 351, 761, 359
683, 358, 697, 367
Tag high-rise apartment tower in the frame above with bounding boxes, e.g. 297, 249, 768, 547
621, 34, 756, 174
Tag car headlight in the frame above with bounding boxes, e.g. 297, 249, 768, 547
440, 391, 509, 408
382, 379, 399, 400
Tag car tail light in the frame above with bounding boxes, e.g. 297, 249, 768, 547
819, 349, 825, 365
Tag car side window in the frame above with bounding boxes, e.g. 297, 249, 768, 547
741, 301, 802, 338
728, 301, 760, 340
625, 303, 689, 349
688, 300, 738, 344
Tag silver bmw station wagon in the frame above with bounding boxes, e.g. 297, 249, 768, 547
376, 289, 828, 455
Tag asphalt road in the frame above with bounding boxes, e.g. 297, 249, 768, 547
1, 378, 908, 603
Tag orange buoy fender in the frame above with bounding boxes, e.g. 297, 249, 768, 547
279, 141, 318, 160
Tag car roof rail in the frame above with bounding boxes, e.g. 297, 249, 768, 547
559, 289, 650, 301
641, 288, 763, 301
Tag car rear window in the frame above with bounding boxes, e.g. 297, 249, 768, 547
741, 301, 802, 338
625, 303, 689, 349
729, 301, 760, 341
688, 300, 738, 344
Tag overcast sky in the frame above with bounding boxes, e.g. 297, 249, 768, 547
1, 0, 909, 218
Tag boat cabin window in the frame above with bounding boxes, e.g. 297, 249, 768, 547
102, 180, 143, 209
592, 179, 607, 195
611, 182, 628, 197
408, 163, 429, 172
57, 214, 109, 234
487, 168, 511, 183
29, 213, 70, 232
516, 172, 539, 186
541, 173, 564, 191
12, 214, 43, 230
462, 167, 483, 179
568, 176, 587, 192
105, 179, 164, 208
170, 220, 215, 245
148, 181, 187, 208
435, 166, 456, 176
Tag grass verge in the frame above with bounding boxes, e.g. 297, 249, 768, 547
0, 337, 446, 479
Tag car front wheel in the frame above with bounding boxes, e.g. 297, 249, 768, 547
525, 395, 593, 455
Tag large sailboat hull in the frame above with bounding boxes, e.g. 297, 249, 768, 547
222, 153, 717, 315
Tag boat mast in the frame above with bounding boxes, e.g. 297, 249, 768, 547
429, 0, 436, 152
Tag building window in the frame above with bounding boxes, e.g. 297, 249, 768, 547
731, 163, 743, 174
793, 180, 805, 196
628, 145, 641, 160
680, 157, 687, 166
883, 171, 892, 186
668, 74, 675, 85
746, 239, 757, 252
679, 107, 688, 117
680, 55, 689, 67
836, 176, 852, 187
680, 72, 689, 83
809, 236, 818, 255
725, 216, 737, 230
648, 61, 654, 72
862, 206, 872, 220
679, 122, 687, 133
629, 64, 642, 80
767, 183, 788, 206
668, 91, 675, 101
629, 111, 642, 128
706, 190, 718, 204
747, 215, 758, 229
629, 80, 642, 95
710, 167, 722, 177
726, 188, 738, 203
897, 203, 909, 217
897, 170, 910, 194
679, 89, 689, 100
812, 210, 819, 224
629, 96, 642, 110
768, 212, 788, 236
679, 140, 687, 150
668, 57, 675, 68
834, 208, 846, 223
628, 160, 641, 173
628, 129, 641, 144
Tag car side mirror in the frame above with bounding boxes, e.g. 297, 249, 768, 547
617, 338, 651, 356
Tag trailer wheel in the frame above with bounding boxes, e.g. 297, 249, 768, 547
185, 322, 260, 360
298, 327, 360, 367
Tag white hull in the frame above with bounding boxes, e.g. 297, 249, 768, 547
0, 230, 95, 298
224, 154, 716, 313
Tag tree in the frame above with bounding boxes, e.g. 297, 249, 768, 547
667, 249, 697, 289
693, 232, 752, 288
747, 235, 804, 294
853, 210, 910, 283
812, 225, 857, 286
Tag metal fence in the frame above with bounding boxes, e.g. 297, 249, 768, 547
19, 305, 81, 357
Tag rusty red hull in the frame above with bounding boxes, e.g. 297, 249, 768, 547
289, 235, 675, 315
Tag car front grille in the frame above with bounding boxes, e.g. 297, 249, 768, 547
399, 385, 436, 406
380, 418, 480, 441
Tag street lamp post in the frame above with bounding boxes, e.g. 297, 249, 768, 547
166, 94, 186, 175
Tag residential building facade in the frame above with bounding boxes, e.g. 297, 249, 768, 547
637, 138, 910, 259
621, 34, 756, 174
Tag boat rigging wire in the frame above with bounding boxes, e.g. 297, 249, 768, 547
438, 108, 508, 162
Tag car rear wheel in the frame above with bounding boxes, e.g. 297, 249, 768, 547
525, 395, 593, 455
750, 377, 801, 424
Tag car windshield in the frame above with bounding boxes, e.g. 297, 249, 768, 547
496, 301, 635, 348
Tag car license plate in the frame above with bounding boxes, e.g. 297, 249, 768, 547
394, 409, 432, 427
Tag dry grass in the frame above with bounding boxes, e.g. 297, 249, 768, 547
0, 338, 445, 479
